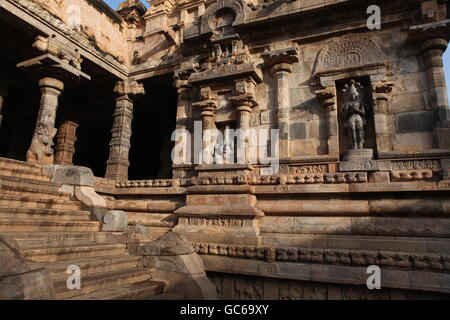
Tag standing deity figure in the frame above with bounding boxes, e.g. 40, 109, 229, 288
342, 79, 368, 150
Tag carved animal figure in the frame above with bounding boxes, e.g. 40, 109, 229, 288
27, 122, 57, 164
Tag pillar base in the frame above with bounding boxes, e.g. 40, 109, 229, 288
174, 192, 264, 246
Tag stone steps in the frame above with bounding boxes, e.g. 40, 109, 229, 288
0, 218, 100, 233
22, 243, 126, 262
0, 194, 82, 210
0, 157, 45, 175
67, 279, 165, 300
54, 268, 154, 299
38, 255, 140, 280
0, 166, 50, 181
0, 206, 93, 221
0, 175, 70, 199
0, 158, 167, 300
7, 231, 129, 249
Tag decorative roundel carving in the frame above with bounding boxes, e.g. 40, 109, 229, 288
316, 35, 386, 74
200, 0, 250, 34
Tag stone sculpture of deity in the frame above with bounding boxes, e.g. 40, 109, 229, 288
342, 79, 368, 150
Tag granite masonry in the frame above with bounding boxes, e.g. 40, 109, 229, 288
0, 0, 449, 299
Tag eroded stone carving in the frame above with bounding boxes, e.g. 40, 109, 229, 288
27, 77, 64, 165
342, 79, 369, 151
316, 36, 386, 74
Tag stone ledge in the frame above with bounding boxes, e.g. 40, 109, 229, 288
193, 242, 450, 273
201, 255, 450, 294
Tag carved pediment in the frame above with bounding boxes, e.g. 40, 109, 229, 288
200, 0, 250, 35
316, 35, 386, 75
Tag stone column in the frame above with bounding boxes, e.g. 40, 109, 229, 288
174, 79, 191, 130
199, 101, 217, 165
54, 121, 79, 165
230, 94, 258, 163
420, 37, 450, 148
27, 77, 64, 165
0, 81, 9, 128
372, 82, 394, 153
192, 87, 217, 165
271, 63, 293, 158
105, 80, 145, 181
263, 48, 298, 158
316, 87, 338, 155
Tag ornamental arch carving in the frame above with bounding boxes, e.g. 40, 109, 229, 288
315, 35, 387, 75
200, 0, 250, 34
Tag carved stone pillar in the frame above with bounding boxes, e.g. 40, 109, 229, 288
54, 121, 79, 165
27, 77, 64, 165
230, 94, 258, 163
271, 63, 293, 158
372, 82, 394, 153
263, 48, 298, 158
0, 81, 9, 128
420, 37, 450, 148
316, 87, 338, 155
174, 79, 191, 130
106, 80, 145, 181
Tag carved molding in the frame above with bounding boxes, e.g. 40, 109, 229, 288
316, 35, 386, 75
200, 0, 250, 34
193, 242, 449, 273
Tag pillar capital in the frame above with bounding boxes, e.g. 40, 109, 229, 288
230, 94, 258, 110
420, 37, 448, 54
39, 77, 64, 92
315, 87, 336, 110
262, 47, 299, 76
114, 79, 145, 98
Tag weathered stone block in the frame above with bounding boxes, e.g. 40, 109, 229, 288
395, 111, 433, 133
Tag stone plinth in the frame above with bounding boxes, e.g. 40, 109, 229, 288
174, 188, 264, 245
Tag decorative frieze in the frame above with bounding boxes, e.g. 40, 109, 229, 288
193, 242, 449, 273
390, 170, 434, 182
390, 160, 441, 171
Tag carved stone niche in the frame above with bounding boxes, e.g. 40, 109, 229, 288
313, 34, 394, 172
200, 0, 251, 35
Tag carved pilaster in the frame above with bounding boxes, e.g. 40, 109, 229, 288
263, 47, 298, 158
193, 87, 217, 165
54, 121, 79, 166
27, 77, 64, 165
420, 37, 450, 148
315, 87, 338, 155
230, 94, 258, 163
372, 82, 394, 153
106, 80, 145, 181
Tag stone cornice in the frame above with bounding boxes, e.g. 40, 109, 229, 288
88, 0, 123, 24
4, 0, 129, 79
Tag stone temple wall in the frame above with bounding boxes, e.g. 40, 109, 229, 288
24, 0, 129, 64
1, 0, 450, 299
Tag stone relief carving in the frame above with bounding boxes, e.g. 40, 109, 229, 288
193, 242, 449, 273
342, 79, 370, 150
316, 36, 386, 74
200, 0, 250, 34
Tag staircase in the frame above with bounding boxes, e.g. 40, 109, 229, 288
0, 157, 165, 300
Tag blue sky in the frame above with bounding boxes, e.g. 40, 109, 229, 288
104, 0, 450, 98
445, 51, 450, 98
104, 0, 149, 10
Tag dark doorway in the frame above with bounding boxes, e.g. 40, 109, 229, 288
57, 67, 116, 178
128, 74, 177, 180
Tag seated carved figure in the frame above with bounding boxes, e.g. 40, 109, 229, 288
342, 80, 368, 150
